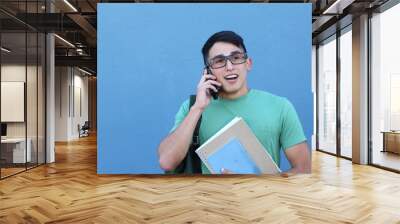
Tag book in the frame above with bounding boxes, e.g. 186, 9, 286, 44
195, 117, 281, 174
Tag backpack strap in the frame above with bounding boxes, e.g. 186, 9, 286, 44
170, 95, 203, 174
187, 95, 202, 173
190, 95, 202, 147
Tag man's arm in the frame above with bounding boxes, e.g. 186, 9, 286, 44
158, 70, 221, 171
158, 105, 203, 171
284, 141, 311, 174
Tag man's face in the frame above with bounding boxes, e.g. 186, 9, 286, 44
207, 42, 252, 96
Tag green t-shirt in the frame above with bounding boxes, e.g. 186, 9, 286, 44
170, 89, 306, 174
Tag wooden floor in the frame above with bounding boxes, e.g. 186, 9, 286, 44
1, 135, 400, 223
1, 163, 45, 178
0, 167, 26, 178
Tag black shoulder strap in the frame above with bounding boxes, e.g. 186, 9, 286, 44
190, 95, 202, 147
185, 95, 202, 173
172, 95, 203, 174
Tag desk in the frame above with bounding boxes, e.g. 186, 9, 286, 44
1, 138, 31, 163
381, 131, 400, 154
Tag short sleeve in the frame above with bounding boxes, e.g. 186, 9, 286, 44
280, 99, 307, 150
170, 99, 191, 133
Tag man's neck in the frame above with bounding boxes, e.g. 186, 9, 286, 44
219, 86, 249, 100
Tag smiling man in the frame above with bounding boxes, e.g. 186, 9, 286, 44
158, 31, 311, 174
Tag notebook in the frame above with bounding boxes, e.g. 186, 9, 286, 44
195, 117, 281, 174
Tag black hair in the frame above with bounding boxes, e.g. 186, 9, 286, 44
201, 31, 247, 66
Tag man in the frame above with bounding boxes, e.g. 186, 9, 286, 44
158, 31, 310, 174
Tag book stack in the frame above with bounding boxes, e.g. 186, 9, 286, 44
196, 117, 281, 174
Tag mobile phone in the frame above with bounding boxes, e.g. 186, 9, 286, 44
206, 67, 221, 100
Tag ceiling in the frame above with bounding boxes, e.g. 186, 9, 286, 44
0, 0, 391, 75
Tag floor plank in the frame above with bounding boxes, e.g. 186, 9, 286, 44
0, 134, 400, 223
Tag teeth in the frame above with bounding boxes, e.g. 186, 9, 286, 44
225, 74, 238, 79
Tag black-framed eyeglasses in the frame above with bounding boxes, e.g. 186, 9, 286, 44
207, 51, 248, 69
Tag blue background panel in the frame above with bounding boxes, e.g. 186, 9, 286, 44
98, 3, 312, 174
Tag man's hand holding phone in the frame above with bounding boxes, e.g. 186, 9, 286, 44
192, 69, 222, 111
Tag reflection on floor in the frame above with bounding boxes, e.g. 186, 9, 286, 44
0, 163, 39, 178
0, 167, 25, 178
373, 150, 400, 171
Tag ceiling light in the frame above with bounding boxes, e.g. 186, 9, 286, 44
1, 47, 11, 53
323, 0, 355, 15
54, 34, 75, 48
78, 67, 93, 76
63, 0, 78, 12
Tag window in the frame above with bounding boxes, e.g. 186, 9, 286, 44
317, 35, 337, 155
339, 27, 352, 158
0, 1, 47, 179
371, 2, 400, 171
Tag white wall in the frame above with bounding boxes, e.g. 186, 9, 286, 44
55, 66, 69, 141
1, 65, 26, 134
72, 73, 89, 138
55, 67, 89, 141
1, 65, 39, 138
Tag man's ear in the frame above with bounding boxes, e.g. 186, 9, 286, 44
246, 57, 253, 71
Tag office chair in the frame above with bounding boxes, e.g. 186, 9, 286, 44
79, 121, 90, 138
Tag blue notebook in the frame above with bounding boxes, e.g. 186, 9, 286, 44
207, 138, 261, 174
